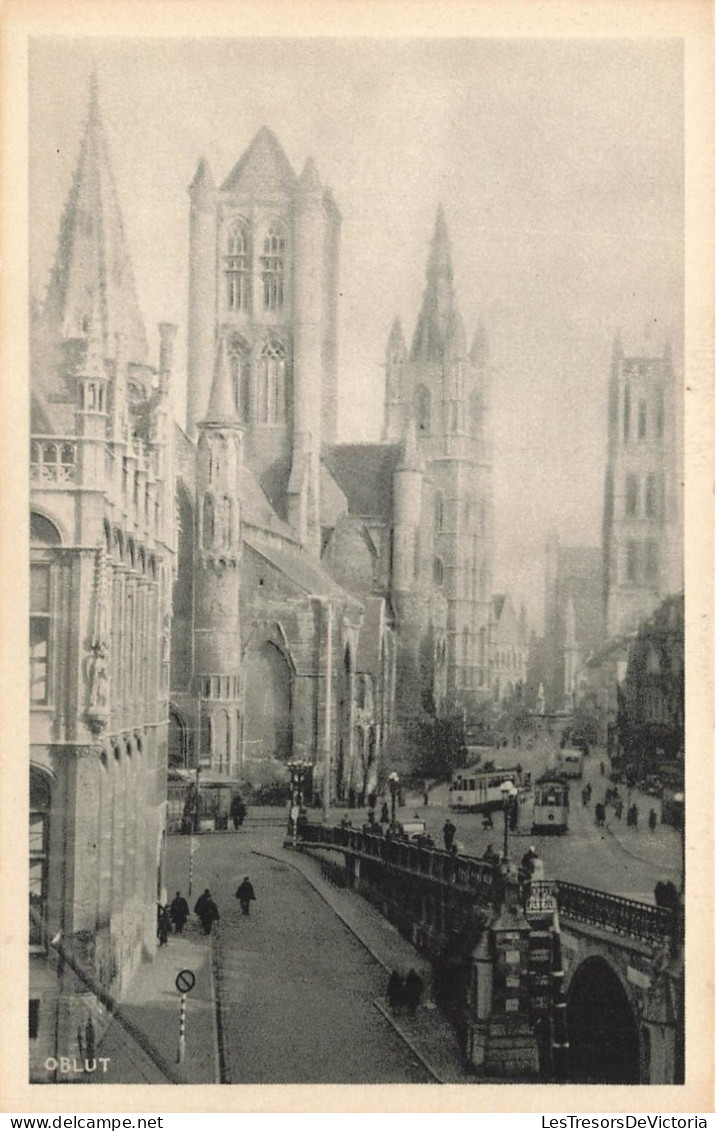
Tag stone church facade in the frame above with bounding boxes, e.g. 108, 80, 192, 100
168, 127, 496, 789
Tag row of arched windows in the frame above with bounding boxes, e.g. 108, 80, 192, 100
202, 493, 236, 551
623, 385, 665, 443
227, 335, 289, 425
224, 220, 287, 314
625, 473, 662, 519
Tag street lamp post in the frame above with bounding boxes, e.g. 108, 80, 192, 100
388, 771, 399, 828
287, 759, 311, 838
500, 779, 518, 862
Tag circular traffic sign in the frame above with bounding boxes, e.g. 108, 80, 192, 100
175, 968, 196, 994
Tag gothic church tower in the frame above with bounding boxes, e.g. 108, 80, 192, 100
385, 207, 494, 707
602, 333, 681, 638
186, 128, 340, 555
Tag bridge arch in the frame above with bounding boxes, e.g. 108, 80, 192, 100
566, 956, 640, 1083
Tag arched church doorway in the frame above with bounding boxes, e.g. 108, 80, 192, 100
244, 641, 292, 762
566, 958, 640, 1083
168, 705, 188, 767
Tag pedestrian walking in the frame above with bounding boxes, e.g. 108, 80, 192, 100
157, 904, 171, 946
482, 844, 500, 867
600, 761, 605, 777
442, 818, 457, 852
230, 794, 247, 830
380, 801, 390, 824
404, 969, 424, 1014
235, 876, 256, 915
649, 808, 657, 832
169, 891, 189, 934
595, 802, 605, 827
194, 888, 219, 935
387, 970, 404, 1013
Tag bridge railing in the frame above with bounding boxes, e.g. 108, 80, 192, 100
299, 822, 496, 901
298, 823, 675, 944
555, 880, 674, 944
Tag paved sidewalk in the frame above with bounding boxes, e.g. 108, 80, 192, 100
93, 835, 220, 1084
254, 839, 476, 1083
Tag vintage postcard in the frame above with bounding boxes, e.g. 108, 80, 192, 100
1, 0, 713, 1115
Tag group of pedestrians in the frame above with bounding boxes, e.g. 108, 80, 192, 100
156, 877, 257, 942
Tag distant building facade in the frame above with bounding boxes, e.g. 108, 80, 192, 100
542, 332, 682, 716
29, 82, 176, 1077
490, 594, 529, 704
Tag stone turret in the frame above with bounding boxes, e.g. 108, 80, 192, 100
193, 337, 244, 774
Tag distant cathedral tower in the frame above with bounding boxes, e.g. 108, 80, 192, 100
602, 333, 681, 637
384, 207, 494, 706
186, 128, 340, 555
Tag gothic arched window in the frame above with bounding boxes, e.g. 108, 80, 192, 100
625, 474, 639, 517
433, 557, 444, 586
414, 385, 431, 433
225, 220, 252, 312
434, 491, 444, 534
623, 384, 631, 441
261, 226, 286, 312
202, 494, 215, 549
257, 340, 287, 425
645, 475, 657, 518
638, 400, 647, 440
228, 335, 251, 421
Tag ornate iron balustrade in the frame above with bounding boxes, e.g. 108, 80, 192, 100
555, 880, 674, 943
299, 823, 675, 944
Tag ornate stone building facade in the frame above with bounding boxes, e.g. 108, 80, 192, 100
29, 81, 176, 1078
168, 128, 496, 791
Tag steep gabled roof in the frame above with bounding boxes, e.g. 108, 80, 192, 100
221, 126, 297, 195
244, 532, 361, 607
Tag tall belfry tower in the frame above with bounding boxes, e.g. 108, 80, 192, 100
186, 127, 340, 555
193, 340, 244, 774
384, 207, 495, 706
602, 333, 682, 637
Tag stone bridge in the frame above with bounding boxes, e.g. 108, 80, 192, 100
295, 823, 683, 1084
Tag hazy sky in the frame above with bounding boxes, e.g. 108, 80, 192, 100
29, 38, 684, 627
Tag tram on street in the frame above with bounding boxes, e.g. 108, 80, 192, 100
449, 765, 521, 812
532, 772, 570, 834
557, 747, 583, 779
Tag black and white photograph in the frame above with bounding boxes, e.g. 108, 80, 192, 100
4, 0, 712, 1112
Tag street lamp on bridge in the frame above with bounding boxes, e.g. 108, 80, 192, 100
287, 759, 312, 839
500, 779, 518, 862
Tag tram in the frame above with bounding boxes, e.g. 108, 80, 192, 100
449, 765, 521, 813
532, 773, 569, 834
557, 747, 583, 779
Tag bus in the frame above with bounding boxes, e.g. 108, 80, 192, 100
532, 773, 569, 834
449, 765, 521, 812
557, 748, 583, 779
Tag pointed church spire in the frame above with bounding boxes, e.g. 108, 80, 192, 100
42, 73, 148, 362
427, 204, 454, 280
299, 155, 322, 192
220, 126, 297, 194
387, 316, 406, 353
202, 338, 241, 425
410, 206, 459, 362
189, 156, 216, 196
470, 322, 489, 366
